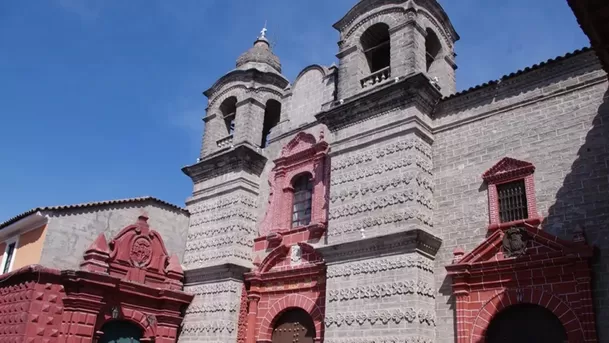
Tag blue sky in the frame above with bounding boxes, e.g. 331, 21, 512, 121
0, 0, 589, 221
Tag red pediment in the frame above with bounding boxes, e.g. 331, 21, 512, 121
447, 224, 593, 276
482, 157, 535, 183
80, 214, 185, 290
257, 243, 324, 274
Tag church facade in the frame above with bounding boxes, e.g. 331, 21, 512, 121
1, 0, 609, 342
178, 0, 609, 343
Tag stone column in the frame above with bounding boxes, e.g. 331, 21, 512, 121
247, 294, 261, 343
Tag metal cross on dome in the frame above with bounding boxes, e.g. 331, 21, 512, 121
259, 21, 268, 39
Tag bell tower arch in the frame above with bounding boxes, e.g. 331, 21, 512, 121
333, 0, 459, 99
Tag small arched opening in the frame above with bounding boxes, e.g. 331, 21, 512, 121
425, 28, 442, 72
360, 23, 391, 75
485, 303, 567, 343
291, 173, 313, 228
98, 320, 143, 343
220, 96, 237, 136
271, 308, 316, 343
261, 99, 281, 148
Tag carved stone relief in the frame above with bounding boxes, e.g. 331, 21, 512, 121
325, 308, 436, 327
328, 208, 433, 238
185, 234, 253, 252
187, 283, 240, 296
185, 302, 239, 315
183, 249, 251, 266
331, 138, 432, 172
330, 173, 434, 203
181, 321, 237, 335
327, 280, 435, 302
187, 224, 256, 239
331, 155, 432, 187
189, 195, 257, 215
329, 189, 432, 220
325, 337, 432, 343
190, 208, 257, 226
326, 255, 433, 279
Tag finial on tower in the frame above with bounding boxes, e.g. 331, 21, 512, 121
259, 21, 268, 39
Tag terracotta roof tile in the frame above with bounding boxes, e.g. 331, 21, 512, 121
0, 196, 188, 230
443, 47, 594, 101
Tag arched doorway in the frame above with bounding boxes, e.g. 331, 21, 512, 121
486, 304, 567, 343
271, 308, 315, 343
98, 320, 143, 343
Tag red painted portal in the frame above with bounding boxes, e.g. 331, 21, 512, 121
245, 130, 329, 343
0, 215, 193, 343
446, 223, 597, 342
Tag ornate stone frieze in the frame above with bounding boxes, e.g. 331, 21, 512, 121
187, 283, 240, 296
183, 250, 251, 266
326, 337, 432, 343
185, 302, 239, 315
190, 208, 257, 226
187, 224, 256, 239
189, 196, 257, 215
181, 321, 237, 334
327, 280, 435, 302
331, 139, 432, 172
325, 308, 436, 327
327, 255, 433, 278
185, 235, 253, 252
331, 156, 433, 187
329, 208, 433, 238
329, 189, 432, 220
330, 173, 434, 203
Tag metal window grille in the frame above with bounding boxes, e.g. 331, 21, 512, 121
3, 242, 16, 274
497, 180, 529, 223
292, 175, 313, 228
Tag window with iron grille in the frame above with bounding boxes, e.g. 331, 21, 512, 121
497, 180, 529, 223
292, 174, 313, 228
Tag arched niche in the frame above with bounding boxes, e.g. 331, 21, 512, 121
98, 320, 143, 343
485, 304, 567, 343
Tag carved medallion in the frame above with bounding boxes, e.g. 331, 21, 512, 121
130, 237, 152, 267
290, 245, 302, 265
502, 227, 529, 258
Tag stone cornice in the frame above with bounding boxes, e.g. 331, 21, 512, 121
182, 144, 267, 182
204, 68, 289, 101
184, 263, 251, 285
316, 73, 442, 132
317, 229, 441, 264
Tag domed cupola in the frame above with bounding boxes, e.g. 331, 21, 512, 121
236, 28, 282, 73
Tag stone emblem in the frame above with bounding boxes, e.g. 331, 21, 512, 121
290, 245, 302, 265
131, 236, 152, 267
502, 227, 529, 258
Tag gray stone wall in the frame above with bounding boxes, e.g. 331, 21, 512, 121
328, 132, 434, 244
40, 203, 189, 270
180, 280, 244, 343
184, 191, 257, 269
432, 50, 609, 342
322, 247, 436, 343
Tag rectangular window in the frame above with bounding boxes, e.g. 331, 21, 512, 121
497, 180, 529, 223
2, 242, 16, 274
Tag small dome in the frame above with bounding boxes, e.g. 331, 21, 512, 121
236, 37, 282, 73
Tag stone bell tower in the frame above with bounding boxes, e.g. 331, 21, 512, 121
178, 27, 289, 343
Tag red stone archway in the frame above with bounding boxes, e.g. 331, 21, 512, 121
470, 289, 584, 342
244, 242, 325, 343
446, 223, 597, 343
259, 294, 324, 342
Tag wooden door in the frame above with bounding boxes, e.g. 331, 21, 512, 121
272, 309, 315, 343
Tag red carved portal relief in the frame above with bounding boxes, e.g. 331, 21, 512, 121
245, 243, 325, 343
446, 224, 597, 342
64, 215, 193, 343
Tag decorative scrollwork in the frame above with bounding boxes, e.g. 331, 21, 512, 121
189, 195, 257, 215
325, 337, 433, 343
327, 255, 433, 279
186, 282, 240, 296
185, 302, 239, 315
185, 234, 253, 252
327, 280, 435, 302
190, 208, 257, 226
329, 208, 433, 237
331, 156, 433, 187
325, 308, 435, 327
329, 189, 432, 220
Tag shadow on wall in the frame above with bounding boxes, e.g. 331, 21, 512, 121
542, 87, 609, 340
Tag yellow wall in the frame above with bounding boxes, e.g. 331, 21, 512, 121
11, 224, 48, 270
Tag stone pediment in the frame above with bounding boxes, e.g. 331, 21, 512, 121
482, 157, 535, 183
447, 224, 593, 275
80, 214, 185, 290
